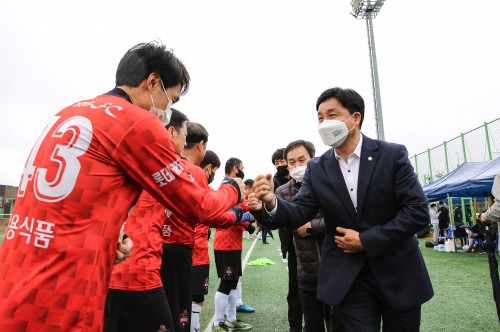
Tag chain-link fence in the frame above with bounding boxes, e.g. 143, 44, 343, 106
411, 117, 500, 186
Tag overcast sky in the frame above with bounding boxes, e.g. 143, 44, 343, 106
1, 0, 499, 187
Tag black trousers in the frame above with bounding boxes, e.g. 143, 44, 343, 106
161, 244, 193, 332
287, 250, 303, 332
298, 276, 328, 332
260, 227, 274, 243
104, 287, 174, 332
339, 264, 421, 332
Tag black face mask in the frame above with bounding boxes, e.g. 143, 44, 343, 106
276, 165, 289, 177
208, 172, 215, 184
236, 169, 245, 180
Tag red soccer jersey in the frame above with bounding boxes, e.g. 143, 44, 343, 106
109, 191, 165, 291
0, 91, 238, 331
162, 159, 199, 248
192, 212, 234, 266
164, 160, 235, 249
192, 223, 211, 266
213, 200, 249, 251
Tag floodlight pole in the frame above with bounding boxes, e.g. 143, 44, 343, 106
365, 11, 385, 141
350, 0, 386, 141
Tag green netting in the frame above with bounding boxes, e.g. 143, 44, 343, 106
411, 118, 500, 186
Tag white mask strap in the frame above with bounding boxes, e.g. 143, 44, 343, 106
160, 80, 172, 105
149, 92, 156, 108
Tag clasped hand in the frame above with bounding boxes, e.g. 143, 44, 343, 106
115, 230, 134, 264
334, 227, 364, 254
253, 174, 276, 208
247, 193, 262, 211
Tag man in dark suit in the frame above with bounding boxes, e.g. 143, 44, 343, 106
252, 87, 434, 331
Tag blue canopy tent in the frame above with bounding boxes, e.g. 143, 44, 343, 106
423, 157, 500, 200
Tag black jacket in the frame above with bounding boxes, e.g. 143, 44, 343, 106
438, 207, 450, 229
273, 174, 294, 258
275, 180, 326, 281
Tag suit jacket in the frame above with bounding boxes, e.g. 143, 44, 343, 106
485, 173, 500, 222
271, 135, 434, 310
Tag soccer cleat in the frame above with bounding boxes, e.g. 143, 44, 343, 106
226, 319, 252, 330
212, 322, 230, 331
236, 304, 255, 313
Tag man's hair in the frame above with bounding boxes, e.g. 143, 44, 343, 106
115, 41, 190, 95
430, 203, 437, 207
165, 108, 189, 131
244, 179, 254, 187
315, 87, 365, 128
185, 122, 208, 149
200, 150, 221, 169
284, 140, 316, 161
225, 157, 242, 175
271, 148, 285, 165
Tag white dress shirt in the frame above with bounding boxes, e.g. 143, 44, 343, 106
334, 135, 363, 210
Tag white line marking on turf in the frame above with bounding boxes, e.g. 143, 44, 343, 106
203, 238, 258, 332
241, 239, 258, 268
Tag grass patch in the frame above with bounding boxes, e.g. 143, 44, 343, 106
420, 239, 498, 331
201, 236, 500, 331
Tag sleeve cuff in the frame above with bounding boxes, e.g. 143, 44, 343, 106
265, 199, 278, 216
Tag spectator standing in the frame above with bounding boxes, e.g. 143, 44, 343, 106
271, 148, 303, 332
438, 201, 450, 238
278, 140, 344, 331
429, 203, 439, 243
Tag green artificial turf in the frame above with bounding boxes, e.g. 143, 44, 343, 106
201, 236, 500, 331
419, 239, 498, 331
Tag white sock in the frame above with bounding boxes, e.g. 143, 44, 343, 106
214, 292, 229, 325
191, 303, 202, 332
225, 289, 238, 322
236, 279, 243, 307
469, 238, 474, 246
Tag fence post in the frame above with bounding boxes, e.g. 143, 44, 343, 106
9, 199, 15, 215
443, 140, 449, 173
484, 122, 492, 160
427, 148, 433, 183
414, 154, 419, 177
461, 133, 467, 163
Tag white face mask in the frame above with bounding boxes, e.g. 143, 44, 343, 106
318, 113, 356, 148
289, 165, 307, 182
149, 80, 173, 126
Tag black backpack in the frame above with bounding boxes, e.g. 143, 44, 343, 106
425, 240, 435, 248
